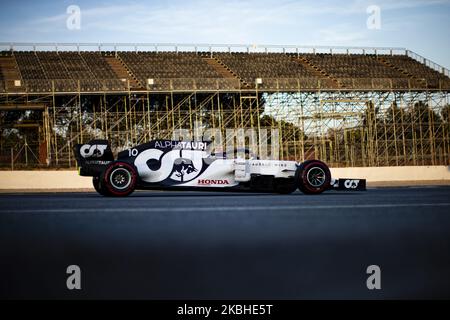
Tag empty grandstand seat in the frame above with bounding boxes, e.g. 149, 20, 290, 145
379, 54, 448, 89
118, 52, 223, 90
7, 50, 450, 92
214, 53, 319, 89
13, 51, 123, 92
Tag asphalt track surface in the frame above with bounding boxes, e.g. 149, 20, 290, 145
1, 186, 450, 299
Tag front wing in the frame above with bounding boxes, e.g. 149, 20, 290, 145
331, 178, 367, 191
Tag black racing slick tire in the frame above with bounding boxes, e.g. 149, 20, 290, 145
101, 161, 137, 197
296, 160, 331, 195
92, 176, 110, 196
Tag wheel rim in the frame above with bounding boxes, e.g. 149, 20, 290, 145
306, 166, 326, 187
110, 168, 132, 190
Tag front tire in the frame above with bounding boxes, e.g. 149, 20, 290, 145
296, 160, 331, 195
101, 161, 137, 197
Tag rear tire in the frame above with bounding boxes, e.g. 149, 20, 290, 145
102, 161, 137, 197
92, 176, 111, 196
296, 160, 331, 195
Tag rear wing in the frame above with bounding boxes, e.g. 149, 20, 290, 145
73, 140, 114, 176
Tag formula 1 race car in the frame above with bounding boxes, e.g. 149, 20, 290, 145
74, 139, 366, 197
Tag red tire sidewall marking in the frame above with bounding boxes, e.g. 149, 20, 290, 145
300, 161, 331, 194
103, 162, 137, 196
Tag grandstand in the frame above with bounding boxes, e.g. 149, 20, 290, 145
1, 45, 449, 92
0, 43, 449, 168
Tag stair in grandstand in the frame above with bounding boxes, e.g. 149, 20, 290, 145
294, 56, 342, 89
376, 56, 428, 87
203, 57, 250, 89
0, 56, 25, 92
104, 56, 143, 90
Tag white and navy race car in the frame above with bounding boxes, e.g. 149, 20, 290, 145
74, 139, 366, 197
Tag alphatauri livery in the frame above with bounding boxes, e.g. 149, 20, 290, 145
74, 139, 366, 196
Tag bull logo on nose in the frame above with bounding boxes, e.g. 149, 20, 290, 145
172, 158, 198, 182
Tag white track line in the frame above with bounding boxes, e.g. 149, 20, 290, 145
1, 203, 450, 214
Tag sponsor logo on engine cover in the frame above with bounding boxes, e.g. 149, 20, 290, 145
155, 141, 207, 150
198, 179, 229, 185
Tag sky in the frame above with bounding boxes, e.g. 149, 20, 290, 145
0, 0, 449, 68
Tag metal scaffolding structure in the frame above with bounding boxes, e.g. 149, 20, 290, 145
1, 43, 449, 168
1, 86, 449, 168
